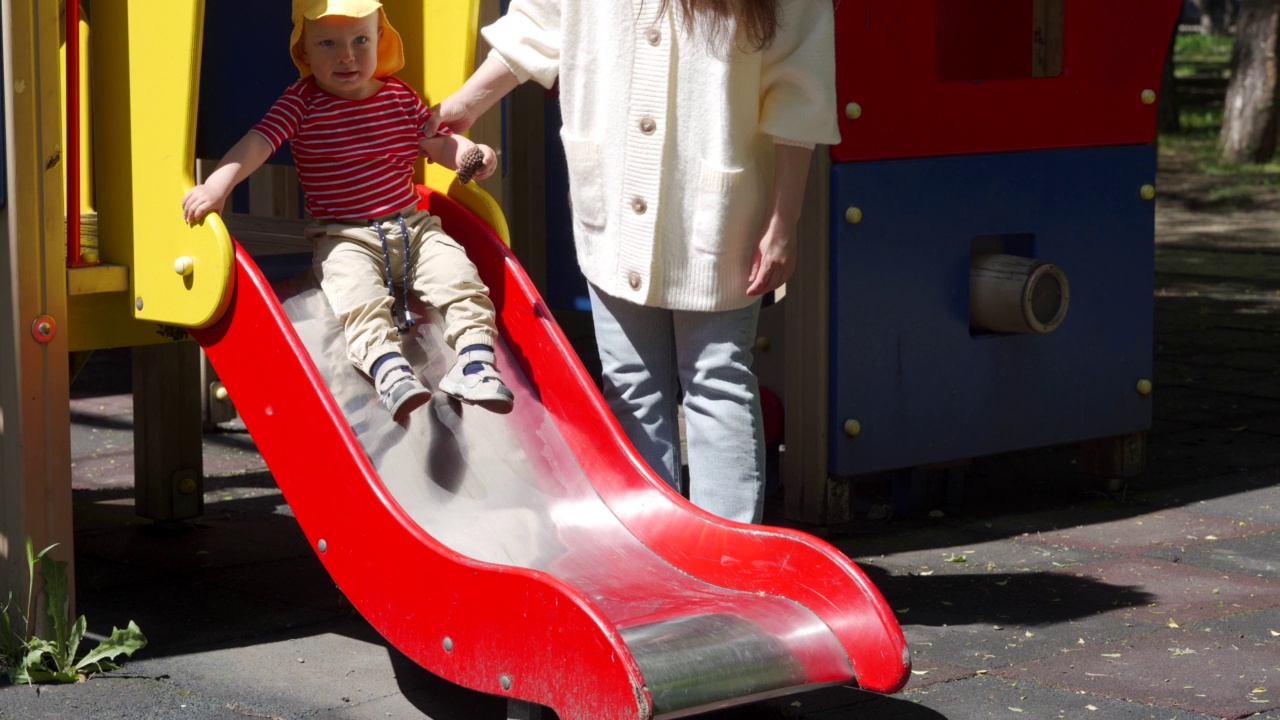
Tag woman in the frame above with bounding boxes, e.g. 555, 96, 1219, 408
431, 0, 840, 523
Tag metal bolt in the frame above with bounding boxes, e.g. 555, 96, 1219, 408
317, 539, 327, 553
845, 102, 862, 120
755, 336, 771, 352
844, 419, 862, 437
31, 315, 56, 343
1140, 184, 1156, 200
1141, 89, 1156, 105
500, 674, 512, 691
845, 207, 863, 225
135, 297, 144, 311
443, 637, 453, 652
1136, 379, 1153, 396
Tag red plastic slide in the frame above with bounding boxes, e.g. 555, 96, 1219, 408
192, 190, 909, 719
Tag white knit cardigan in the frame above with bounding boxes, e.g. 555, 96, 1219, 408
482, 0, 841, 311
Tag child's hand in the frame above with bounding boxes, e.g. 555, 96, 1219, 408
182, 185, 226, 225
455, 143, 497, 184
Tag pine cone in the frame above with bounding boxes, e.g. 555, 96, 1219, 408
455, 146, 486, 185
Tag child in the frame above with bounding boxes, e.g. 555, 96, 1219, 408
182, 0, 514, 419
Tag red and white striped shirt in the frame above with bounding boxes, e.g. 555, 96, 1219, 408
251, 76, 435, 221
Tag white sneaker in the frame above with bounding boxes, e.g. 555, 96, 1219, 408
437, 347, 514, 414
374, 356, 431, 421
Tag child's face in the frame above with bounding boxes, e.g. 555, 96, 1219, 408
300, 13, 382, 99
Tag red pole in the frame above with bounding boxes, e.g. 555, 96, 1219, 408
65, 1, 82, 267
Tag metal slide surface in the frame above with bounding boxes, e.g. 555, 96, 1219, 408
192, 192, 910, 720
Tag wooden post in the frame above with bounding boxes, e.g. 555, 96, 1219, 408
1, 0, 76, 624
784, 152, 845, 524
504, 82, 549, 293
133, 341, 205, 522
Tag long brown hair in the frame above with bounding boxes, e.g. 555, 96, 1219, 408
659, 0, 780, 52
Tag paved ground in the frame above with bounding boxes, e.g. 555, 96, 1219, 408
3, 199, 1279, 719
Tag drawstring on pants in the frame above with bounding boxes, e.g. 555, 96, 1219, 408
371, 214, 415, 333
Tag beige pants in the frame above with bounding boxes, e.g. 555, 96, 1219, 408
306, 204, 498, 376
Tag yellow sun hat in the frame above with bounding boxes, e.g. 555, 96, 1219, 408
290, 0, 405, 79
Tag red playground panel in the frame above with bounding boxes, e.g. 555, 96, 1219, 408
833, 0, 1182, 163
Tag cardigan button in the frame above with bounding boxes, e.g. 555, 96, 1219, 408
646, 28, 661, 46
631, 197, 648, 215
628, 272, 642, 290
639, 117, 656, 134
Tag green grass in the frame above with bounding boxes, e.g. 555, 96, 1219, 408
1171, 32, 1234, 80
1174, 33, 1235, 64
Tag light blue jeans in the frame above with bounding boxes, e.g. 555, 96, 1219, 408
588, 285, 765, 524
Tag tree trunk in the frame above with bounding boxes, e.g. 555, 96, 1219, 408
1219, 0, 1280, 163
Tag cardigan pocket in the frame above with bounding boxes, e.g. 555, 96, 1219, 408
560, 134, 607, 230
691, 159, 765, 257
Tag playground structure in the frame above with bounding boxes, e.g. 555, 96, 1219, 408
0, 0, 1184, 714
776, 0, 1184, 522
2, 1, 913, 718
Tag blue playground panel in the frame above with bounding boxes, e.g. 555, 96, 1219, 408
829, 145, 1155, 476
195, 0, 295, 165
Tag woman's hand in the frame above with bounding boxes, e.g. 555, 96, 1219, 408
424, 95, 477, 137
746, 218, 797, 296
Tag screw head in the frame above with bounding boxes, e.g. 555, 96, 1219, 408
844, 419, 862, 437
1141, 89, 1156, 105
845, 102, 862, 120
1136, 379, 1153, 396
845, 207, 863, 225
1140, 184, 1156, 200
30, 315, 57, 343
